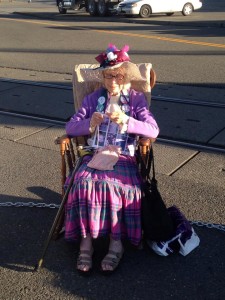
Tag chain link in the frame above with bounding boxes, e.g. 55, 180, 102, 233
0, 202, 60, 209
0, 202, 224, 232
190, 221, 225, 232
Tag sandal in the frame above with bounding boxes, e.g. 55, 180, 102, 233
77, 248, 94, 275
101, 248, 124, 274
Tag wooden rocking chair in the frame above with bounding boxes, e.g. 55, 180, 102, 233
53, 63, 157, 239
34, 62, 157, 270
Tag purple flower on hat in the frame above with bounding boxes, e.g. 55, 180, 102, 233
106, 44, 119, 53
95, 44, 130, 68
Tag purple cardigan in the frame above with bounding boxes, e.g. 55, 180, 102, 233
66, 88, 159, 139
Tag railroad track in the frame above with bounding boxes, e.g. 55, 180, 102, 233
1, 78, 225, 154
1, 77, 225, 108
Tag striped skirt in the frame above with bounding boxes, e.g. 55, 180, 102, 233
64, 154, 142, 246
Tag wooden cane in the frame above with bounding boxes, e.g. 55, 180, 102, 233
33, 156, 83, 271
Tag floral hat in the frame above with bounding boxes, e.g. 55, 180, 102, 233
95, 44, 130, 68
80, 44, 145, 82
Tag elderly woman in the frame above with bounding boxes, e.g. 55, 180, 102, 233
65, 44, 159, 274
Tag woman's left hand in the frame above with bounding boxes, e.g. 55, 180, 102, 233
106, 111, 126, 125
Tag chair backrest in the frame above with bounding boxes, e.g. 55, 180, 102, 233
72, 63, 156, 112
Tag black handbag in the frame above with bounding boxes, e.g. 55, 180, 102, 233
140, 146, 175, 242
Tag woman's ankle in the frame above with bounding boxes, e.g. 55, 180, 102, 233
80, 234, 92, 251
109, 237, 123, 252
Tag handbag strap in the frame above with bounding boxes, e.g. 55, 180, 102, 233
147, 146, 156, 180
139, 146, 156, 182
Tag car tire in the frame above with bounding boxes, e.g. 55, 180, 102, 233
74, 3, 81, 10
139, 5, 151, 18
58, 0, 67, 14
88, 0, 97, 16
166, 12, 174, 16
97, 0, 107, 16
182, 3, 193, 16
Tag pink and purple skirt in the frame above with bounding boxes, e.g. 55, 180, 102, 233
64, 155, 142, 246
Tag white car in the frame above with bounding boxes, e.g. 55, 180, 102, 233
116, 0, 203, 18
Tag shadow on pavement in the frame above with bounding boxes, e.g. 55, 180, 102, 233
0, 201, 224, 300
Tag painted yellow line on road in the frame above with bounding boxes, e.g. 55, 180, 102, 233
2, 17, 225, 49
95, 29, 225, 49
1, 17, 66, 27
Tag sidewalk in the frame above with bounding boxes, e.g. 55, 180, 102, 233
0, 71, 225, 299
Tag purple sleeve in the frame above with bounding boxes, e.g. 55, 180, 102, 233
65, 91, 99, 136
127, 91, 159, 139
66, 88, 159, 138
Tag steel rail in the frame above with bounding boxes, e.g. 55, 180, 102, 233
1, 77, 225, 109
157, 138, 225, 154
0, 109, 65, 126
0, 77, 72, 90
152, 95, 225, 109
1, 109, 224, 154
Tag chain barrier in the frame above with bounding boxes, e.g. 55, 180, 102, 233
190, 221, 225, 232
0, 201, 224, 232
0, 201, 60, 209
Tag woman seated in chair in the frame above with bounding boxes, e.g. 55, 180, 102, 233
65, 44, 159, 274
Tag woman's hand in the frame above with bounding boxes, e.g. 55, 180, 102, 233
106, 111, 127, 125
90, 112, 104, 132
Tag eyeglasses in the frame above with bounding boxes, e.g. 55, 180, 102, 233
104, 74, 124, 80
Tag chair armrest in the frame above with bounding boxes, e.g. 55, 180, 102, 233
55, 134, 71, 146
138, 137, 155, 164
150, 69, 156, 89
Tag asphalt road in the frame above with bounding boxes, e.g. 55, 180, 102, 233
0, 0, 225, 88
0, 1, 225, 299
